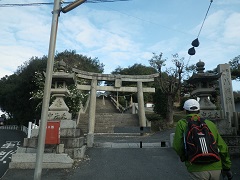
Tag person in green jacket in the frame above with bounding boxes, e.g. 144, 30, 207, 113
173, 99, 232, 180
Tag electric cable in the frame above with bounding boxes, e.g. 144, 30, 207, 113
0, 0, 131, 7
187, 0, 213, 66
197, 0, 213, 38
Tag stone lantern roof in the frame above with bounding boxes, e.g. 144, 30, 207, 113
186, 60, 222, 111
52, 59, 75, 85
187, 60, 221, 84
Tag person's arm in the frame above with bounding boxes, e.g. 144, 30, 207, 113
217, 133, 232, 169
207, 120, 232, 169
173, 120, 186, 161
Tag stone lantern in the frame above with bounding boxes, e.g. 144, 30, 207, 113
48, 59, 75, 120
187, 60, 221, 119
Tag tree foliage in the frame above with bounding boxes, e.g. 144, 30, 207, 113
0, 50, 104, 126
149, 53, 184, 124
233, 91, 240, 103
105, 63, 157, 106
0, 57, 47, 125
55, 50, 104, 73
229, 55, 240, 81
153, 88, 168, 118
111, 63, 157, 76
31, 50, 104, 115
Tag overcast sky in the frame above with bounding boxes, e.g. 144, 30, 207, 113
0, 0, 239, 90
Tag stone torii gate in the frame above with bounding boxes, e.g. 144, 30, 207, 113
72, 68, 159, 147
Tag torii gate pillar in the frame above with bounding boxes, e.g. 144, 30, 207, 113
137, 81, 146, 127
73, 68, 159, 147
87, 78, 97, 147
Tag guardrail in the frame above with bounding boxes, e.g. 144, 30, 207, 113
0, 125, 28, 135
110, 96, 126, 113
0, 125, 19, 130
109, 96, 134, 113
20, 125, 28, 135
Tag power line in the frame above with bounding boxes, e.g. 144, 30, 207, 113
187, 0, 213, 66
197, 0, 213, 38
0, 0, 131, 7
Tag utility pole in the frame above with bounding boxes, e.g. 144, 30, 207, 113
34, 0, 86, 179
34, 0, 61, 179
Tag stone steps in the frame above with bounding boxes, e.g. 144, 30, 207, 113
78, 113, 139, 134
78, 97, 139, 134
96, 97, 120, 113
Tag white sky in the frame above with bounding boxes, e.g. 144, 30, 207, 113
0, 0, 239, 90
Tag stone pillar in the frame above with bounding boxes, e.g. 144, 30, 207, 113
102, 95, 105, 105
87, 78, 97, 147
217, 64, 236, 127
132, 103, 136, 114
137, 81, 146, 127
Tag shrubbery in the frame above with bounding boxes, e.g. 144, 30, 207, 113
146, 113, 162, 121
153, 88, 167, 118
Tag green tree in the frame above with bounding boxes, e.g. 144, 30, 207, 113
229, 55, 240, 81
105, 63, 157, 106
149, 53, 184, 125
55, 50, 104, 73
111, 63, 157, 76
233, 91, 240, 103
0, 57, 47, 125
153, 88, 168, 118
31, 50, 104, 115
0, 50, 104, 126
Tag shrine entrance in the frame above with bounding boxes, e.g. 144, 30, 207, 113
72, 68, 159, 147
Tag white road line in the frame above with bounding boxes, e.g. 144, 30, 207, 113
0, 150, 13, 161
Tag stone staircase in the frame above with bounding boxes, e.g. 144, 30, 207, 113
77, 96, 139, 134
96, 96, 120, 114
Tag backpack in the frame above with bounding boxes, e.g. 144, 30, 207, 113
184, 115, 221, 164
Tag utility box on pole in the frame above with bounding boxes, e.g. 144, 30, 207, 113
45, 121, 60, 145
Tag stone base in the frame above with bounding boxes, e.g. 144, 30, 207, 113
48, 111, 72, 120
24, 124, 86, 160
60, 128, 83, 137
31, 129, 39, 138
17, 145, 64, 154
26, 132, 84, 149
87, 133, 94, 147
222, 136, 240, 155
30, 121, 79, 138
214, 118, 236, 135
60, 137, 84, 148
9, 153, 73, 169
16, 147, 37, 153
60, 120, 76, 128
23, 136, 85, 158
24, 138, 38, 148
65, 145, 86, 159
200, 110, 222, 119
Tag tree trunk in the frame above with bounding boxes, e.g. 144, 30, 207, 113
166, 94, 174, 124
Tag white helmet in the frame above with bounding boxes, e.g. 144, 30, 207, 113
183, 99, 200, 111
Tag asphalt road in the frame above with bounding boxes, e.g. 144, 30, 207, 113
1, 148, 190, 180
1, 129, 240, 180
0, 129, 26, 179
